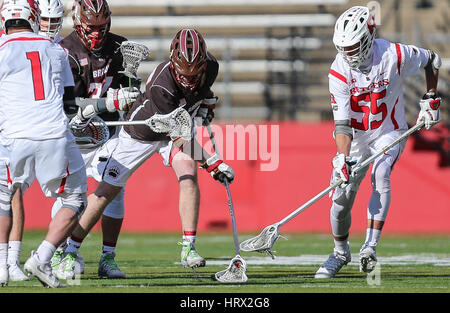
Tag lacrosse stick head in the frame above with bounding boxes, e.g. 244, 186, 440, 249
148, 107, 192, 141
70, 116, 110, 149
214, 255, 248, 283
239, 223, 281, 258
119, 41, 150, 79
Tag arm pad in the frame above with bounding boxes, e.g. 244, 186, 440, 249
333, 120, 353, 140
425, 50, 441, 74
75, 97, 107, 120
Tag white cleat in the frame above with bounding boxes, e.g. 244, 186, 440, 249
24, 251, 65, 288
53, 252, 77, 280
98, 252, 126, 279
315, 248, 351, 279
8, 262, 30, 281
359, 246, 377, 273
0, 266, 8, 286
179, 241, 206, 269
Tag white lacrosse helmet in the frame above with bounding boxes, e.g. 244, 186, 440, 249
333, 6, 376, 69
0, 0, 40, 33
39, 0, 64, 40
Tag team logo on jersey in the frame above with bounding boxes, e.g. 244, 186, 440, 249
330, 93, 336, 104
350, 79, 390, 95
107, 166, 120, 178
93, 64, 110, 79
79, 58, 88, 66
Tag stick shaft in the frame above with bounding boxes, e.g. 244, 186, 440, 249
225, 180, 241, 255
278, 122, 424, 227
104, 120, 148, 126
206, 124, 240, 255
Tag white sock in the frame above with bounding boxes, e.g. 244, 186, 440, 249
36, 240, 56, 263
183, 231, 197, 244
7, 241, 22, 265
364, 228, 382, 249
334, 239, 349, 254
0, 243, 7, 267
65, 237, 82, 254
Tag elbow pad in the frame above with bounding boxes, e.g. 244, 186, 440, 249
333, 120, 353, 140
425, 50, 441, 73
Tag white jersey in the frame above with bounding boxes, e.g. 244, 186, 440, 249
329, 38, 430, 143
0, 31, 74, 140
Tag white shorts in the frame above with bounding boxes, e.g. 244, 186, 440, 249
1, 132, 87, 198
100, 128, 170, 187
78, 131, 121, 182
0, 136, 34, 192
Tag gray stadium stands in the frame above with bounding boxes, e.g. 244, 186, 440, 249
60, 0, 449, 123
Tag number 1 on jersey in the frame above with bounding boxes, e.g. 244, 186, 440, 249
26, 51, 45, 101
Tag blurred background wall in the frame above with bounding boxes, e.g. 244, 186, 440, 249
23, 0, 449, 234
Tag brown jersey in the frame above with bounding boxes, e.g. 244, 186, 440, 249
124, 52, 219, 141
60, 31, 130, 127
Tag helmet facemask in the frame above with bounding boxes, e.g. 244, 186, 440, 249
333, 6, 376, 69
170, 29, 208, 92
39, 0, 64, 41
39, 17, 63, 40
336, 28, 376, 69
72, 0, 111, 52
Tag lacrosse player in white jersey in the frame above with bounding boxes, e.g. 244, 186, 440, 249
315, 6, 442, 279
39, 0, 64, 43
0, 0, 88, 288
0, 0, 67, 284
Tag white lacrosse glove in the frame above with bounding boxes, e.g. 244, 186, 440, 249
105, 87, 140, 112
195, 97, 217, 126
417, 91, 441, 130
200, 154, 235, 185
332, 153, 354, 188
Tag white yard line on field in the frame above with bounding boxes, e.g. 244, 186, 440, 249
200, 254, 450, 266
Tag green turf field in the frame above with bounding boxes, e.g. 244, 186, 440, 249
1, 231, 449, 293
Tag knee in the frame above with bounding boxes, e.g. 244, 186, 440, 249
103, 188, 125, 219
94, 182, 123, 201
371, 163, 392, 193
331, 190, 355, 221
0, 183, 12, 218
172, 154, 198, 187
60, 192, 87, 218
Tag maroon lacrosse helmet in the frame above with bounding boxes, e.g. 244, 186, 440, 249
72, 0, 111, 51
169, 29, 208, 91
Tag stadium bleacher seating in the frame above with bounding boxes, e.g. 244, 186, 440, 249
60, 0, 448, 165
60, 0, 349, 121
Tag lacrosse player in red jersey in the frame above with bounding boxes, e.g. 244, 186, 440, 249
62, 28, 234, 270
0, 18, 30, 284
50, 0, 140, 280
315, 6, 441, 279
0, 0, 88, 288
2, 0, 67, 285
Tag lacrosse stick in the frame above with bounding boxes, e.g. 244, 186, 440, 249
240, 121, 425, 258
119, 41, 150, 87
102, 107, 192, 141
206, 125, 248, 283
70, 116, 110, 149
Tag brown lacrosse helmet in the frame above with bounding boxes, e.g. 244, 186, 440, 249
72, 0, 111, 51
170, 29, 208, 91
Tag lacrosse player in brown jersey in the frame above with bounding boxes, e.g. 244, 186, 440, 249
50, 0, 140, 280
63, 28, 234, 270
